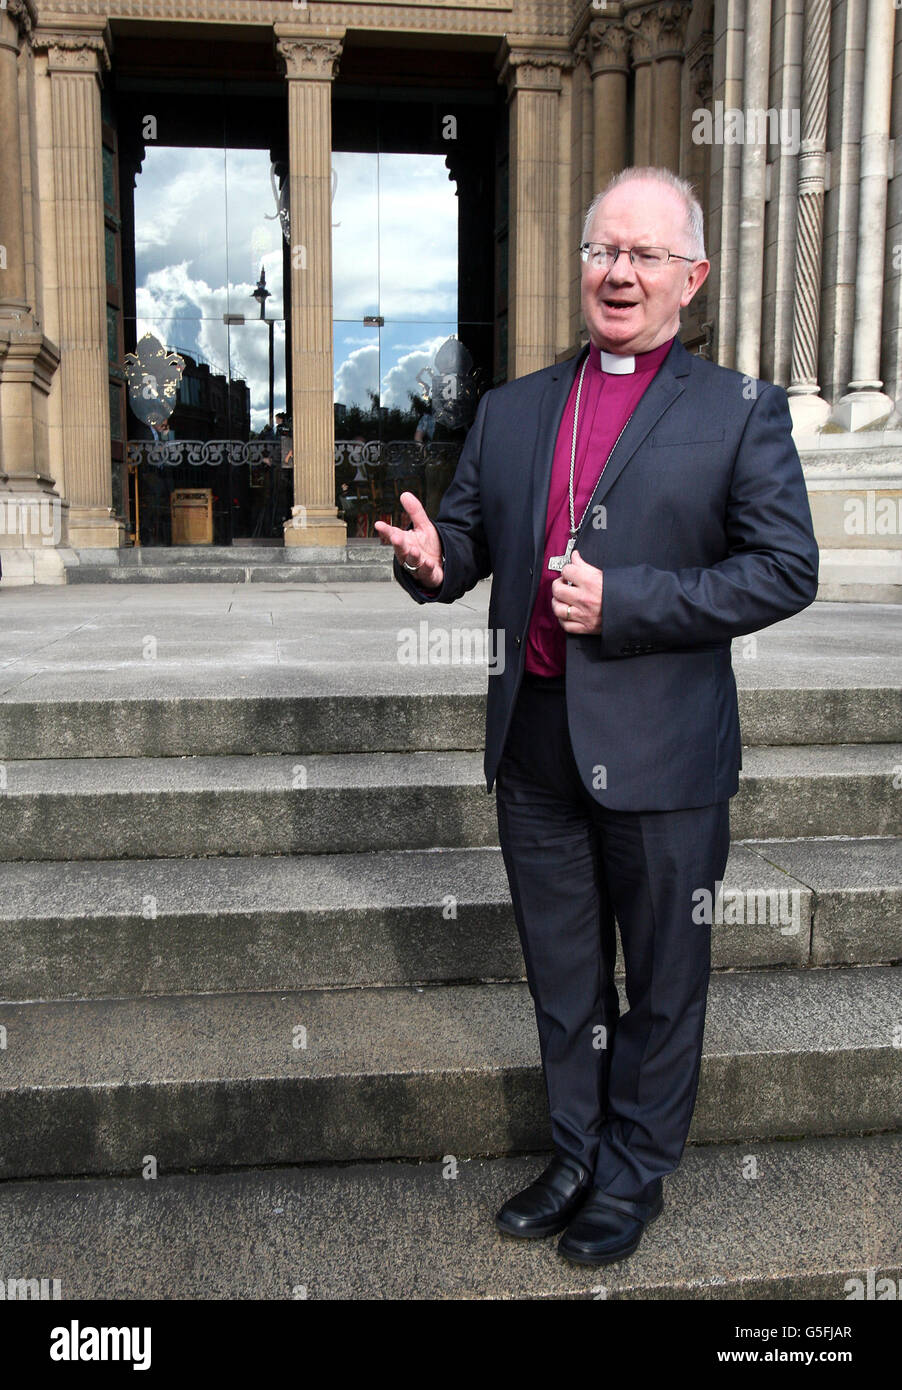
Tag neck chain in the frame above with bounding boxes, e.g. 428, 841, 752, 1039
547, 355, 634, 573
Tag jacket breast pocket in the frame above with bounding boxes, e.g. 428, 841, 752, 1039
650, 428, 726, 447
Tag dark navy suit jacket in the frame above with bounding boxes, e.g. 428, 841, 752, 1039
395, 335, 819, 811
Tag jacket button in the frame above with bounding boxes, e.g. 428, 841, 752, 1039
515, 635, 521, 646
528, 566, 533, 576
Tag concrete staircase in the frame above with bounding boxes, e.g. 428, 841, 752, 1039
0, 626, 900, 1298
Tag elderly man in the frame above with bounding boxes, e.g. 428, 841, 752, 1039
375, 166, 818, 1266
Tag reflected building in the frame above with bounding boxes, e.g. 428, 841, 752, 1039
0, 1, 900, 595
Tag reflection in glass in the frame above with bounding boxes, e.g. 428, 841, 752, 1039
333, 324, 379, 428
379, 320, 457, 413
332, 152, 379, 321
377, 154, 457, 322
134, 147, 229, 321
127, 116, 292, 544
134, 146, 284, 328
229, 318, 287, 435
225, 147, 284, 319
130, 318, 231, 436
332, 152, 459, 442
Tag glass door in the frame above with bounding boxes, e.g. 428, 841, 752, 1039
331, 89, 497, 538
120, 85, 290, 545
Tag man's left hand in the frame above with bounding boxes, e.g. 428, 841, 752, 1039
551, 549, 603, 634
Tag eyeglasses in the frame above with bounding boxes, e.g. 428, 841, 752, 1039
579, 243, 698, 271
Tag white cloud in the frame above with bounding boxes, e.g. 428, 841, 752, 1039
334, 342, 379, 412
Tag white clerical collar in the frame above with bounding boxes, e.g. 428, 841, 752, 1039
600, 349, 636, 374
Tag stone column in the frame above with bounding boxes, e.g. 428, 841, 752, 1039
0, 0, 31, 323
0, 0, 64, 583
708, 0, 745, 369
33, 16, 121, 548
682, 27, 714, 354
275, 25, 346, 549
833, 0, 895, 429
787, 0, 831, 432
626, 2, 691, 171
761, 0, 803, 387
588, 19, 629, 192
682, 19, 713, 210
497, 37, 572, 379
817, 0, 864, 407
734, 0, 771, 378
628, 10, 655, 166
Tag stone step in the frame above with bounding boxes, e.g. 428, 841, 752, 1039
2, 840, 899, 1001
0, 693, 487, 760
0, 1132, 897, 1298
63, 563, 393, 584
0, 746, 898, 862
105, 545, 392, 566
1, 686, 898, 759
0, 966, 898, 1179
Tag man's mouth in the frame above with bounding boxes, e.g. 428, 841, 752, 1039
602, 299, 638, 312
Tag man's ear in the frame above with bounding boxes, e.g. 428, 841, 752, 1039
681, 259, 710, 307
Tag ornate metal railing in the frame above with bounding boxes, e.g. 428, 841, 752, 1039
334, 440, 461, 470
124, 438, 462, 539
126, 439, 461, 469
126, 440, 280, 468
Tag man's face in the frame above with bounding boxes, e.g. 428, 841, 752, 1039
581, 182, 710, 355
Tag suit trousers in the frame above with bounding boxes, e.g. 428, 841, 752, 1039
495, 670, 731, 1204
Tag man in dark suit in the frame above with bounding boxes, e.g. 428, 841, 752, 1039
375, 166, 819, 1266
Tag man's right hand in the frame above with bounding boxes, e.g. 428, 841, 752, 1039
374, 492, 444, 590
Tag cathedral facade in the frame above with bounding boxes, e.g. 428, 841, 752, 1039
0, 0, 899, 596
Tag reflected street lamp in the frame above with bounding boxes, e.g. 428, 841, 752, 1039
253, 266, 275, 430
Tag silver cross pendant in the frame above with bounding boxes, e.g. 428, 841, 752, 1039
548, 536, 576, 572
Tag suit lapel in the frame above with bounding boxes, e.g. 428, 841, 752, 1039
529, 346, 588, 557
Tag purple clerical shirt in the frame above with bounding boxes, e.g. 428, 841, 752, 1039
524, 335, 676, 677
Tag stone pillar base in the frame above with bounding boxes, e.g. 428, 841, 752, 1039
67, 506, 125, 549
0, 547, 76, 586
831, 388, 894, 431
283, 504, 347, 548
788, 391, 831, 434
0, 491, 68, 551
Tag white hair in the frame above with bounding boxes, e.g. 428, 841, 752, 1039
582, 166, 706, 261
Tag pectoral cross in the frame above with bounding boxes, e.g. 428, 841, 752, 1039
548, 535, 577, 572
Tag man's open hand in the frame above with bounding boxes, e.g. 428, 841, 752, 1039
374, 492, 444, 589
551, 549, 603, 634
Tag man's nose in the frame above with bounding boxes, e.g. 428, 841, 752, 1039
605, 251, 636, 284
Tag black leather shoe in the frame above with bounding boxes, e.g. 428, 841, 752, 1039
557, 1183, 664, 1265
495, 1155, 592, 1239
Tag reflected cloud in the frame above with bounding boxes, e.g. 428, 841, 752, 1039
134, 146, 286, 432
334, 342, 379, 411
380, 336, 447, 410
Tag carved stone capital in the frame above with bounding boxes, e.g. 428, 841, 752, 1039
496, 38, 574, 98
33, 17, 111, 76
588, 19, 630, 76
626, 1, 691, 65
275, 28, 344, 81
